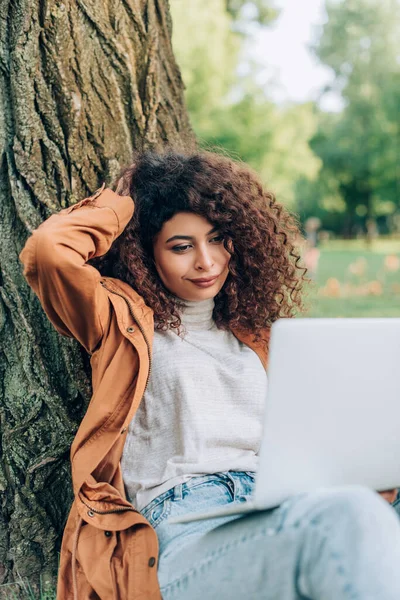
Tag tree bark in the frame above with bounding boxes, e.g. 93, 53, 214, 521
0, 0, 194, 590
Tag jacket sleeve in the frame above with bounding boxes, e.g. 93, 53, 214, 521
19, 186, 135, 353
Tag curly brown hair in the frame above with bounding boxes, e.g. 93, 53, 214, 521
91, 149, 307, 342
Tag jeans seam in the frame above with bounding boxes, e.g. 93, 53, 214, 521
160, 513, 358, 599
160, 520, 281, 595
142, 473, 255, 516
295, 520, 360, 600
153, 498, 172, 528
180, 478, 235, 503
142, 493, 173, 521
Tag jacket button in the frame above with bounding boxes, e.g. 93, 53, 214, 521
87, 510, 95, 517
148, 557, 156, 567
126, 326, 135, 333
104, 530, 112, 537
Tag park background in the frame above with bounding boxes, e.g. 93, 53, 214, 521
170, 0, 400, 318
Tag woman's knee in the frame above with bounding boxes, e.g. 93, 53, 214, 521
283, 485, 399, 535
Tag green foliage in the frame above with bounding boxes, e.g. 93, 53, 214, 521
225, 0, 280, 26
307, 0, 400, 234
260, 103, 321, 207
170, 0, 399, 235
170, 0, 320, 208
170, 0, 240, 131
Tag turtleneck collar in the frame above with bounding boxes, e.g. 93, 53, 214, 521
178, 297, 215, 331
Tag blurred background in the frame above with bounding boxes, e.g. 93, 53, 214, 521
169, 0, 400, 317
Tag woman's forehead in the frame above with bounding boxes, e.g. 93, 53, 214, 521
159, 212, 215, 239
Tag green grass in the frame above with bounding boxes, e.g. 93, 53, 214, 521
319, 238, 400, 253
304, 240, 400, 318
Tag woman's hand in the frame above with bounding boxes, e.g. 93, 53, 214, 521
378, 489, 398, 503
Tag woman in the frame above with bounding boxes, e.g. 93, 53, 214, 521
20, 149, 400, 600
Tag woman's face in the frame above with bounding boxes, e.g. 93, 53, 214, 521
152, 212, 231, 301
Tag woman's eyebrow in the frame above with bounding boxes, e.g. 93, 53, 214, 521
166, 226, 218, 244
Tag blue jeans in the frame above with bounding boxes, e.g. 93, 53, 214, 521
140, 471, 400, 600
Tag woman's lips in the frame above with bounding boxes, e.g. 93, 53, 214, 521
188, 275, 219, 288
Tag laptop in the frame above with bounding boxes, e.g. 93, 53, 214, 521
168, 318, 400, 524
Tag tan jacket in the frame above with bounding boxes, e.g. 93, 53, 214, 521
19, 187, 269, 600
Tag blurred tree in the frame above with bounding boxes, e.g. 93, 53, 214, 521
170, 0, 240, 135
260, 102, 321, 207
309, 0, 400, 236
0, 0, 193, 589
170, 0, 320, 208
225, 0, 279, 26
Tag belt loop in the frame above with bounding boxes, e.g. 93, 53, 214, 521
225, 471, 237, 501
173, 483, 183, 501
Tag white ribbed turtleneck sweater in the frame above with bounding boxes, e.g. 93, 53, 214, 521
121, 297, 268, 512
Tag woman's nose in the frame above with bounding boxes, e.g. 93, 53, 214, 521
195, 248, 214, 270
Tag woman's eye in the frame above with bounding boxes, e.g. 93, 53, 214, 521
172, 245, 191, 253
172, 236, 223, 253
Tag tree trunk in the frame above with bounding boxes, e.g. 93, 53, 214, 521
0, 0, 194, 591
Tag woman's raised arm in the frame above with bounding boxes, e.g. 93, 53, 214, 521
19, 186, 134, 353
